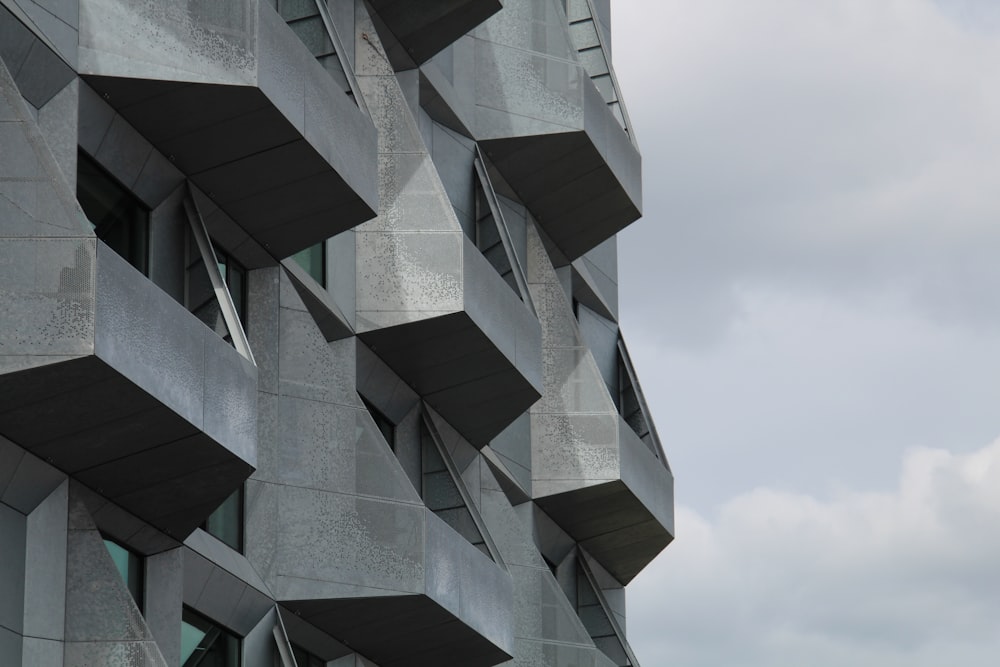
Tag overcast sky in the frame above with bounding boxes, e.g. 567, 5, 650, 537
611, 1, 1000, 665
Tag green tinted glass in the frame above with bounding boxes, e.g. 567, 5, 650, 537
291, 242, 325, 285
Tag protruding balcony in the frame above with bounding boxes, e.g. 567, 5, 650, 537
532, 417, 674, 584
0, 242, 257, 539
424, 0, 641, 262
358, 237, 542, 446
353, 16, 542, 447
526, 223, 672, 584
77, 0, 378, 259
281, 508, 514, 667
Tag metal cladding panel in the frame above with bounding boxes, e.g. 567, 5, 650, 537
0, 5, 76, 106
367, 0, 503, 66
78, 0, 378, 259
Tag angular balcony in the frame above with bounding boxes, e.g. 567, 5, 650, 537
526, 223, 672, 584
0, 241, 257, 539
461, 0, 641, 262
532, 417, 674, 584
353, 19, 542, 447
358, 236, 542, 446
280, 507, 514, 667
77, 0, 378, 259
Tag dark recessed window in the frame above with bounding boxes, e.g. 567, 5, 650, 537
361, 395, 395, 451
291, 242, 326, 286
200, 486, 243, 552
77, 151, 149, 274
181, 608, 240, 667
103, 537, 143, 608
185, 238, 248, 343
290, 644, 325, 667
214, 243, 248, 325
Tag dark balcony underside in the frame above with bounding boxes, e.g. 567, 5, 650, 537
84, 75, 375, 259
368, 0, 503, 66
534, 479, 673, 584
0, 356, 251, 538
481, 131, 640, 263
286, 594, 513, 667
359, 312, 541, 447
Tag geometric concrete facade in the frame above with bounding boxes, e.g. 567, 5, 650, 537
0, 1, 673, 667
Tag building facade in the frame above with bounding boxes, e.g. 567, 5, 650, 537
0, 0, 674, 665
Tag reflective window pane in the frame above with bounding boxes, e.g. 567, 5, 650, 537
77, 152, 149, 274
291, 242, 326, 285
103, 538, 143, 607
181, 608, 240, 667
202, 486, 243, 552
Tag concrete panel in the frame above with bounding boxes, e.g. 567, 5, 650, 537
0, 5, 36, 75
283, 261, 354, 342
512, 565, 592, 645
36, 78, 77, 189
276, 485, 424, 596
0, 56, 90, 239
0, 626, 21, 667
64, 640, 168, 667
478, 476, 547, 571
22, 636, 62, 667
92, 113, 153, 189
144, 548, 182, 667
65, 523, 151, 642
203, 342, 258, 465
0, 502, 26, 635
13, 37, 75, 108
0, 449, 66, 515
328, 228, 357, 328
23, 480, 68, 641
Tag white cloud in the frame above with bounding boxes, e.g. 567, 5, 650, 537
627, 438, 1000, 667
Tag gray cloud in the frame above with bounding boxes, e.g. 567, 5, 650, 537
612, 0, 1000, 347
626, 438, 1000, 667
608, 4, 1000, 664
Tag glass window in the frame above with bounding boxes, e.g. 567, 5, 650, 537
185, 237, 248, 344
103, 538, 143, 607
291, 242, 326, 286
181, 608, 240, 667
77, 151, 149, 274
201, 486, 243, 552
290, 644, 325, 667
361, 395, 395, 451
